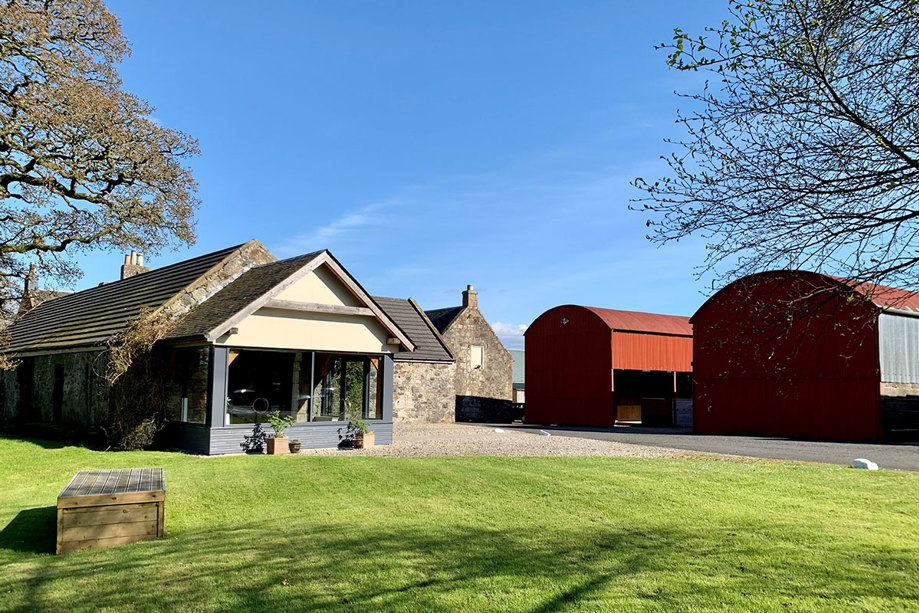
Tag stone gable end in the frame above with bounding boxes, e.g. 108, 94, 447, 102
442, 307, 513, 421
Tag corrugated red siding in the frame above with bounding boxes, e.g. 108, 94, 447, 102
525, 305, 614, 427
693, 271, 881, 441
611, 331, 692, 372
525, 305, 693, 427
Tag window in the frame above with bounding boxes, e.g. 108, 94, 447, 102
226, 350, 296, 425
166, 347, 209, 424
312, 354, 382, 421
470, 345, 484, 370
222, 350, 383, 425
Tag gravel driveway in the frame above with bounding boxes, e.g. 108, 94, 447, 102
497, 424, 919, 471
297, 422, 715, 459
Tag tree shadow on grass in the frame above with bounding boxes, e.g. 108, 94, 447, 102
0, 431, 78, 450
0, 506, 56, 554
1, 519, 916, 612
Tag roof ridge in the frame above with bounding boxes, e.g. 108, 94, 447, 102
408, 297, 455, 361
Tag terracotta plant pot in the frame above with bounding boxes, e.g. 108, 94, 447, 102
266, 436, 289, 455
354, 431, 375, 449
288, 440, 301, 453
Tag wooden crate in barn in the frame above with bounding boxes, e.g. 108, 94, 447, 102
56, 468, 165, 554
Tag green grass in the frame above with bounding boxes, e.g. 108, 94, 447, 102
0, 435, 917, 612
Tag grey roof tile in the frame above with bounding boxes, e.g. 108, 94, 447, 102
5, 245, 244, 353
374, 297, 454, 362
166, 251, 324, 340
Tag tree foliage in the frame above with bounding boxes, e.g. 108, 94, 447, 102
0, 0, 199, 318
634, 0, 919, 291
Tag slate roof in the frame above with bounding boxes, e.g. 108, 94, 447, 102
166, 251, 324, 340
374, 297, 454, 362
424, 306, 464, 334
4, 244, 244, 354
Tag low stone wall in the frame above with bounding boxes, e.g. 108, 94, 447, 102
392, 361, 456, 422
455, 396, 522, 423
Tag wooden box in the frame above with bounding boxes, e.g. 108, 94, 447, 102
266, 437, 289, 455
354, 431, 375, 449
57, 468, 165, 554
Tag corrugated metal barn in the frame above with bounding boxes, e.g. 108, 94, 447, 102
693, 270, 919, 441
524, 305, 693, 427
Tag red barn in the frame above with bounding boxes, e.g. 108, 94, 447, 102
693, 271, 919, 441
524, 305, 693, 427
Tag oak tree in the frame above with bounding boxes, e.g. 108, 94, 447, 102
0, 0, 199, 322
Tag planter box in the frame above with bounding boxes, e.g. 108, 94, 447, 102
57, 468, 165, 554
354, 431, 375, 449
266, 437, 289, 455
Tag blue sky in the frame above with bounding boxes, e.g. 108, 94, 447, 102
76, 0, 728, 348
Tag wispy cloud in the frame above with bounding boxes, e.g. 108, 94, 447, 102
274, 199, 398, 257
270, 140, 707, 327
492, 321, 527, 349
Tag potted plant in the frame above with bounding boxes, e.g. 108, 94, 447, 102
350, 418, 375, 449
265, 410, 296, 455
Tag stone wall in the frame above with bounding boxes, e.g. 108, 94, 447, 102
0, 368, 16, 422
442, 308, 513, 422
1, 351, 109, 427
392, 361, 456, 422
165, 239, 276, 322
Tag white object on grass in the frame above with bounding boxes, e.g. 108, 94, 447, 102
852, 458, 879, 470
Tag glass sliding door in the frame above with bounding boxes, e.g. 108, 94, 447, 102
312, 354, 382, 421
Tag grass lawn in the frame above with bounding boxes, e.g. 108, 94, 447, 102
0, 435, 917, 612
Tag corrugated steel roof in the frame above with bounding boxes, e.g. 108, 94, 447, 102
583, 307, 692, 336
830, 276, 919, 313
5, 244, 245, 353
693, 271, 919, 322
374, 297, 454, 363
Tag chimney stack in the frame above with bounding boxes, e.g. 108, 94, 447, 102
462, 284, 478, 309
120, 250, 150, 280
17, 263, 38, 315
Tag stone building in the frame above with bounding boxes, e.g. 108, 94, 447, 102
1, 240, 421, 454
373, 297, 456, 422
424, 285, 514, 422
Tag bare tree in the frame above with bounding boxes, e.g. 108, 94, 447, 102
0, 0, 199, 323
634, 0, 919, 293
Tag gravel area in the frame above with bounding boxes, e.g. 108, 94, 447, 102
296, 422, 706, 459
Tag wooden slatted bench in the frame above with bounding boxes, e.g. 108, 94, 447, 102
56, 468, 165, 554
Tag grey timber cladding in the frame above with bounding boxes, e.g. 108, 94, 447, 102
208, 422, 394, 455
374, 297, 454, 362
165, 252, 323, 340
5, 244, 244, 353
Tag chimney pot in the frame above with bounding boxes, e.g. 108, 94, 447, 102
120, 250, 150, 280
462, 284, 478, 309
